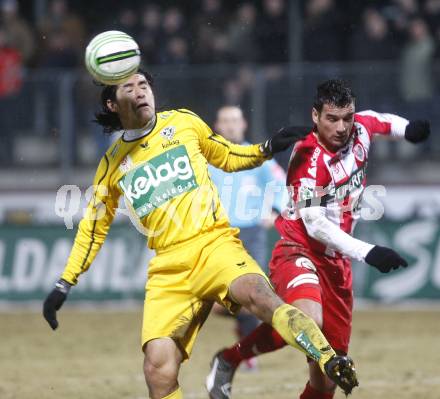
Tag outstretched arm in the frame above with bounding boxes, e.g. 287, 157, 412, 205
356, 110, 430, 143
299, 206, 408, 272
189, 109, 309, 172
200, 129, 268, 172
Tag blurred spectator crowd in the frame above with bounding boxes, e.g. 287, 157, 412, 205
1, 0, 440, 167
1, 0, 440, 69
1, 0, 439, 106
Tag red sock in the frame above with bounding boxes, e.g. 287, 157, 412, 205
222, 323, 286, 367
299, 382, 334, 399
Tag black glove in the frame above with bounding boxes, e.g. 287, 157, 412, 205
261, 126, 310, 155
365, 245, 408, 273
43, 279, 71, 330
404, 120, 430, 143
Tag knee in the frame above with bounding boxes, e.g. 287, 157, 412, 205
247, 285, 260, 308
142, 338, 182, 398
246, 275, 272, 307
229, 274, 282, 324
143, 353, 178, 391
231, 274, 261, 308
247, 288, 269, 315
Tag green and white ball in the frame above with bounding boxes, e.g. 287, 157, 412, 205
85, 30, 141, 85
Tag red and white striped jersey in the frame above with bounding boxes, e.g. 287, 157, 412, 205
275, 110, 408, 258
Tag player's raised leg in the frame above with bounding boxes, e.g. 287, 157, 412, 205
214, 302, 319, 374
228, 299, 339, 397
207, 273, 358, 399
228, 274, 333, 365
208, 294, 356, 399
143, 338, 183, 399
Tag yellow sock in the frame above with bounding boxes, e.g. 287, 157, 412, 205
271, 304, 335, 373
161, 387, 183, 399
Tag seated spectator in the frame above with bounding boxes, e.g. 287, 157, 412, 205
210, 32, 234, 63
394, 0, 419, 16
400, 17, 435, 103
138, 4, 162, 65
303, 0, 344, 62
40, 30, 78, 68
157, 7, 190, 65
159, 36, 189, 65
0, 27, 23, 164
192, 24, 217, 64
193, 0, 228, 33
116, 8, 138, 38
226, 2, 258, 63
385, 0, 419, 35
257, 0, 288, 63
191, 29, 233, 64
350, 8, 399, 61
161, 7, 187, 40
424, 0, 440, 50
0, 0, 35, 64
38, 0, 85, 66
192, 0, 227, 63
222, 66, 255, 108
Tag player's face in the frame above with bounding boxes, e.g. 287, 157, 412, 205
214, 107, 247, 144
312, 102, 355, 152
108, 73, 156, 129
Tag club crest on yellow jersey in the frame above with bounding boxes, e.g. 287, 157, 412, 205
160, 126, 176, 141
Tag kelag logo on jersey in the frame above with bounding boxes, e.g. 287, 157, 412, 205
119, 145, 198, 217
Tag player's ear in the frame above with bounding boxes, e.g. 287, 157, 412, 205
312, 108, 319, 125
106, 99, 118, 113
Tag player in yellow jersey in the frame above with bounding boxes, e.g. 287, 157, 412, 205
43, 70, 358, 399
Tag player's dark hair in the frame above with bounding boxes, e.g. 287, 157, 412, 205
313, 79, 355, 113
94, 69, 154, 134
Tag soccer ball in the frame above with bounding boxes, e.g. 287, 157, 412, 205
85, 30, 141, 85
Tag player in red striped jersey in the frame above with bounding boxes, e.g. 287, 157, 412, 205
206, 79, 430, 399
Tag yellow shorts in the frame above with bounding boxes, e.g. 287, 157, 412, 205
141, 226, 269, 359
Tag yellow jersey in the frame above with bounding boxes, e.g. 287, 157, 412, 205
61, 109, 268, 285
